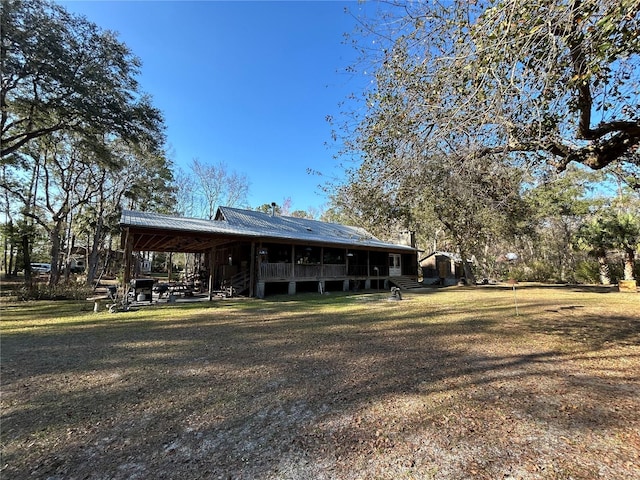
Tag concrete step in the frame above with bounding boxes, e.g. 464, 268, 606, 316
389, 276, 423, 290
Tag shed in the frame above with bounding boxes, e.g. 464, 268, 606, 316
420, 251, 465, 286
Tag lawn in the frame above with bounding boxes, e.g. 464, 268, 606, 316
1, 285, 639, 479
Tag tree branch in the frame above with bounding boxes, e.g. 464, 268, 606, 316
478, 128, 640, 172
0, 124, 66, 158
567, 0, 594, 140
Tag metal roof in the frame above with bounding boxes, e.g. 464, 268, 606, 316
120, 207, 415, 252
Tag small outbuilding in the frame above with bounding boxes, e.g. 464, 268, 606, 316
420, 251, 466, 286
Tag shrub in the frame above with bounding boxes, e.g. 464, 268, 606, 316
19, 282, 93, 301
527, 261, 559, 282
573, 260, 600, 284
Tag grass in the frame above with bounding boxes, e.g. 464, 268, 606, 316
1, 285, 639, 479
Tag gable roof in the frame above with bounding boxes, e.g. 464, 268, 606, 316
120, 207, 415, 252
419, 251, 462, 263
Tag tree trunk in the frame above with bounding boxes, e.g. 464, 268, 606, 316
86, 214, 104, 286
458, 248, 476, 285
4, 221, 15, 277
48, 221, 62, 286
63, 215, 74, 283
623, 248, 635, 281
598, 256, 611, 285
8, 243, 15, 277
2, 228, 8, 276
463, 260, 476, 285
22, 233, 32, 288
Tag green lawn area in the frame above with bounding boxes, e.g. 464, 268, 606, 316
1, 285, 639, 479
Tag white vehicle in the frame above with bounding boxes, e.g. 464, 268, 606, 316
69, 257, 85, 273
30, 262, 51, 273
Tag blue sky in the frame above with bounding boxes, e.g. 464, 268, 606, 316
59, 1, 370, 213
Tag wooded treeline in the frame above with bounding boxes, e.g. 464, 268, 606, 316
1, 0, 638, 295
1, 0, 175, 292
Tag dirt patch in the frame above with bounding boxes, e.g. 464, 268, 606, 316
1, 286, 639, 479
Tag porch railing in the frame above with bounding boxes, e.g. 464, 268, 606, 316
369, 264, 389, 277
323, 264, 347, 277
258, 262, 388, 281
294, 264, 321, 279
259, 262, 291, 280
348, 265, 369, 276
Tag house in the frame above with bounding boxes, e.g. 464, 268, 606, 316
119, 206, 419, 298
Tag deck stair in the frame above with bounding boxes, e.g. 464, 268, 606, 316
389, 276, 423, 290
230, 270, 251, 295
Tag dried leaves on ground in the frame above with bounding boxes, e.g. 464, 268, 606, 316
1, 286, 639, 479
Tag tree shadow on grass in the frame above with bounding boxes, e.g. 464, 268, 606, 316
523, 313, 640, 349
2, 294, 639, 479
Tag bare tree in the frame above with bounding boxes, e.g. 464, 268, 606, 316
188, 159, 249, 219
173, 167, 198, 217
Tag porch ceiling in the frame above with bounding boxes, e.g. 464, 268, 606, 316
125, 227, 237, 253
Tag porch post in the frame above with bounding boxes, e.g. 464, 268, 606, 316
256, 242, 265, 299
208, 247, 215, 301
291, 245, 295, 279
289, 244, 296, 295
123, 227, 133, 287
365, 251, 371, 289
345, 247, 349, 275
249, 241, 255, 298
344, 247, 350, 291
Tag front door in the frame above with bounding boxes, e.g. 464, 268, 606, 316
389, 253, 401, 276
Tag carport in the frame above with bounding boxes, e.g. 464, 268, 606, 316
120, 210, 258, 300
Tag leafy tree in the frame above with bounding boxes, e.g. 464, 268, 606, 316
1, 132, 174, 286
329, 0, 638, 281
1, 0, 165, 159
338, 0, 639, 176
73, 138, 174, 285
330, 35, 532, 278
1, 165, 20, 275
331, 148, 529, 283
575, 204, 640, 284
523, 166, 599, 281
118, 142, 176, 213
1, 0, 172, 290
254, 203, 282, 215
290, 210, 312, 219
254, 198, 316, 218
607, 211, 640, 281
574, 216, 615, 284
0, 134, 42, 284
19, 134, 102, 285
